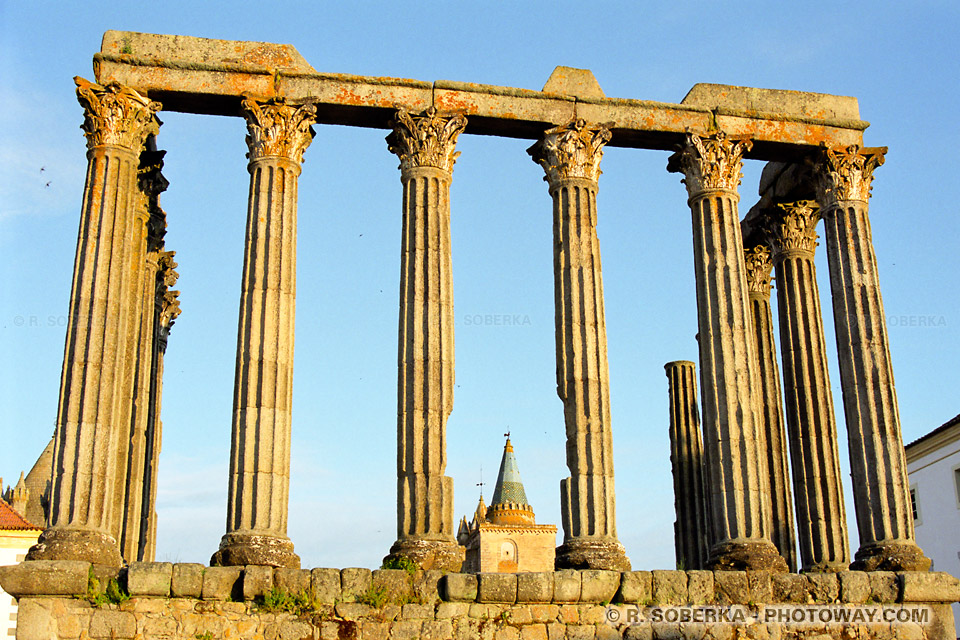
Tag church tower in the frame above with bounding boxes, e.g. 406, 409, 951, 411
459, 436, 557, 572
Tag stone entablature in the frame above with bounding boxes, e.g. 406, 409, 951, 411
5, 563, 960, 640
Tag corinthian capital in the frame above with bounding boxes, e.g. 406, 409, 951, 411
387, 107, 468, 173
744, 243, 774, 297
813, 144, 886, 208
764, 200, 821, 259
668, 131, 752, 197
527, 119, 612, 186
241, 98, 317, 164
157, 251, 181, 332
75, 77, 161, 151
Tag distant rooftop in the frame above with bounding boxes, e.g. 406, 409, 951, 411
0, 498, 41, 531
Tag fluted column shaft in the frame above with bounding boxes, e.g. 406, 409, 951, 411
665, 361, 709, 570
529, 119, 629, 571
27, 78, 160, 566
668, 132, 787, 572
764, 201, 849, 572
213, 98, 316, 568
743, 243, 797, 572
384, 108, 466, 571
814, 146, 930, 571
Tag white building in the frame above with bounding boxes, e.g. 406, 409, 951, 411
905, 413, 960, 637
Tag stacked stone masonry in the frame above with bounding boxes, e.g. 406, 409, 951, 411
4, 563, 959, 640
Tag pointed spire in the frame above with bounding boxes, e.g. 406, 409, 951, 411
488, 435, 536, 525
10, 472, 28, 517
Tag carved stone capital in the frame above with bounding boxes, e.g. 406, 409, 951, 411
75, 77, 161, 151
744, 243, 774, 297
241, 98, 317, 164
813, 144, 886, 208
139, 149, 169, 252
764, 200, 821, 259
157, 251, 181, 332
527, 119, 612, 186
386, 107, 467, 173
668, 131, 752, 197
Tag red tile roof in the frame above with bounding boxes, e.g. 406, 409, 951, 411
0, 498, 41, 531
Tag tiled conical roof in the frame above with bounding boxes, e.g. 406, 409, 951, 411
491, 438, 529, 507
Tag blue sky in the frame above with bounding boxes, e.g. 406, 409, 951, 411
1, 2, 957, 569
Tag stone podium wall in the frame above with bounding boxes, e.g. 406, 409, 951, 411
5, 562, 960, 640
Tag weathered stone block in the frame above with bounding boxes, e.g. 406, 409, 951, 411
713, 571, 749, 604
900, 571, 960, 602
171, 563, 205, 598
126, 561, 172, 596
624, 623, 653, 640
566, 624, 595, 640
373, 568, 414, 602
423, 619, 455, 640
394, 619, 424, 639
381, 603, 402, 621
806, 573, 839, 602
0, 560, 89, 596
521, 624, 549, 640
274, 567, 310, 594
518, 572, 554, 603
497, 626, 522, 640
748, 571, 772, 603
869, 571, 899, 603
403, 602, 435, 618
558, 603, 578, 624
510, 606, 533, 624
340, 567, 372, 602
839, 571, 870, 604
687, 570, 714, 603
201, 565, 243, 601
553, 569, 581, 603
479, 572, 517, 603
579, 603, 606, 623
437, 601, 470, 618
616, 571, 653, 604
335, 601, 374, 620
415, 569, 444, 604
242, 565, 273, 600
771, 573, 808, 603
89, 610, 136, 639
529, 603, 560, 623
442, 573, 478, 602
12, 598, 57, 640
546, 621, 567, 640
580, 570, 620, 603
143, 617, 178, 637
652, 570, 688, 605
597, 625, 622, 640
278, 620, 313, 640
311, 567, 340, 604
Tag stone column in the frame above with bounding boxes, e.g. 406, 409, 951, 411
813, 145, 930, 571
384, 107, 466, 571
763, 200, 850, 572
667, 131, 786, 572
27, 78, 160, 566
141, 254, 180, 562
119, 147, 169, 562
743, 242, 798, 572
665, 360, 710, 570
212, 98, 316, 568
529, 119, 630, 571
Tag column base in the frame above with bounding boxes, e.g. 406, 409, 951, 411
708, 539, 788, 572
211, 532, 300, 568
25, 527, 123, 566
851, 541, 931, 572
385, 538, 464, 572
555, 537, 631, 571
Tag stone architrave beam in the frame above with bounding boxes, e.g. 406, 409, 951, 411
211, 98, 316, 568
668, 132, 787, 572
528, 119, 630, 571
384, 107, 466, 572
27, 78, 160, 567
92, 31, 865, 158
813, 145, 931, 572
